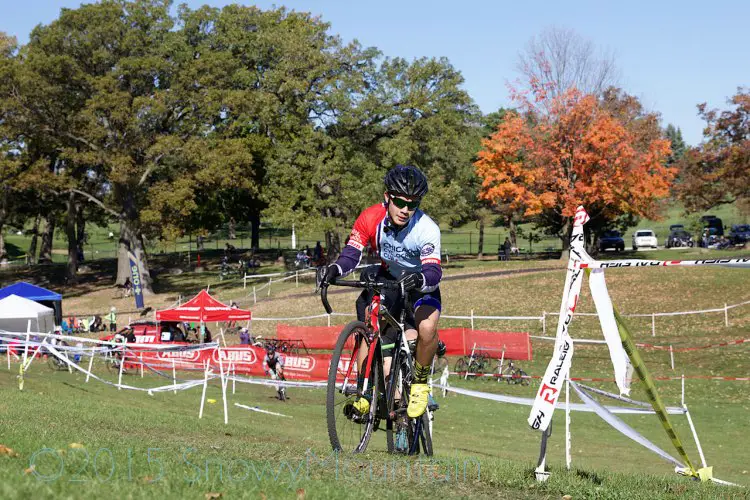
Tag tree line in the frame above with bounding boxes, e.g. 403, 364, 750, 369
0, 3, 746, 293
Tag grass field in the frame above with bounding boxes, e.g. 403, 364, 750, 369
1, 246, 750, 498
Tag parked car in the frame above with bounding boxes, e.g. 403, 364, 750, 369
700, 215, 724, 236
669, 224, 685, 232
729, 224, 750, 245
632, 229, 658, 250
598, 230, 625, 252
665, 229, 694, 248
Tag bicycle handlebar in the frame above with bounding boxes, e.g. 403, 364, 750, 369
319, 278, 400, 315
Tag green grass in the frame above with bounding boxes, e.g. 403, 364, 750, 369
2, 250, 750, 498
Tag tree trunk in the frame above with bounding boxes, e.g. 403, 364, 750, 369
477, 219, 485, 259
250, 212, 260, 250
76, 203, 86, 261
39, 215, 55, 264
228, 217, 236, 240
325, 230, 341, 261
559, 217, 572, 261
28, 213, 41, 264
509, 219, 518, 248
0, 187, 7, 263
65, 192, 79, 282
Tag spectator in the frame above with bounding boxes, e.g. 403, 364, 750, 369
313, 241, 323, 262
503, 237, 512, 261
106, 307, 117, 332
90, 315, 103, 333
203, 326, 212, 344
173, 327, 186, 343
124, 327, 136, 343
227, 302, 239, 329
123, 277, 133, 297
239, 327, 250, 345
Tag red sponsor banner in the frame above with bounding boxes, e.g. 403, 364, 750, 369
438, 328, 532, 360
132, 344, 333, 381
276, 324, 532, 359
276, 325, 340, 350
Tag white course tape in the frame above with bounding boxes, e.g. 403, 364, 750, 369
579, 258, 750, 269
235, 402, 291, 418
571, 381, 685, 468
435, 383, 686, 415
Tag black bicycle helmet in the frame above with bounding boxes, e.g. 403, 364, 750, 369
384, 165, 428, 198
266, 343, 276, 354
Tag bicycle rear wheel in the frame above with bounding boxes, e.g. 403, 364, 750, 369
326, 321, 381, 453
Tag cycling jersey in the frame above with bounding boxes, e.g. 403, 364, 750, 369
263, 353, 283, 372
335, 203, 442, 292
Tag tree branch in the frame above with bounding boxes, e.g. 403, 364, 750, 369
69, 188, 121, 219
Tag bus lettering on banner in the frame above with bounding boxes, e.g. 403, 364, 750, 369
157, 349, 202, 362
213, 348, 258, 366
283, 355, 315, 372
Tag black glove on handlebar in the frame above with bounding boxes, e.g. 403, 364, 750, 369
321, 264, 340, 285
399, 272, 424, 292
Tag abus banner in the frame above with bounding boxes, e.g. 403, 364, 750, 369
134, 345, 334, 381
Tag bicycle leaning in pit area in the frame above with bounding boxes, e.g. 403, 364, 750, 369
319, 275, 433, 456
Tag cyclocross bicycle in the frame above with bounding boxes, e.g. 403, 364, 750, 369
320, 276, 433, 456
454, 350, 490, 379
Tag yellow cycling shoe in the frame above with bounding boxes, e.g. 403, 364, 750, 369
352, 397, 370, 415
407, 383, 430, 418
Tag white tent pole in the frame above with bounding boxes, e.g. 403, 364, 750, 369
465, 342, 476, 380
22, 320, 30, 373
498, 347, 505, 383
684, 405, 707, 468
139, 353, 144, 378
231, 362, 236, 395
218, 348, 228, 425
24, 338, 46, 372
681, 374, 685, 407
118, 351, 125, 390
199, 360, 209, 419
565, 375, 571, 470
85, 346, 95, 382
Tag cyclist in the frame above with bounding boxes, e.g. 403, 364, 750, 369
321, 165, 443, 418
263, 344, 286, 401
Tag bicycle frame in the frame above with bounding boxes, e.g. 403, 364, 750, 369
321, 278, 415, 416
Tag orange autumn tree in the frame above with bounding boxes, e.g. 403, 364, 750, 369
475, 83, 675, 252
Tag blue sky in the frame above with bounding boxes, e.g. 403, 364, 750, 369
3, 0, 748, 145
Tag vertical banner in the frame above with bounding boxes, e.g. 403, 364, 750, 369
127, 251, 145, 309
528, 206, 588, 431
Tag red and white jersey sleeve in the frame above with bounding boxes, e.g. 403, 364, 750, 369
347, 203, 386, 252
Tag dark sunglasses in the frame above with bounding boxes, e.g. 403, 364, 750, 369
389, 196, 420, 210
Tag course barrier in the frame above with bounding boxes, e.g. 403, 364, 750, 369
273, 324, 532, 359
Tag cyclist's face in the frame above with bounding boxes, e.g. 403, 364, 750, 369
385, 192, 420, 226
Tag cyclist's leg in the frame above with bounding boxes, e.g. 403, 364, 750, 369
407, 290, 441, 418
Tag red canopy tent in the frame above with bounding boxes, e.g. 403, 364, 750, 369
155, 289, 251, 323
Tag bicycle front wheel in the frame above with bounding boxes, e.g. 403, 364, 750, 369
326, 321, 380, 454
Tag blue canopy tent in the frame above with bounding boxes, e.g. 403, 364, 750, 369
0, 282, 62, 325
